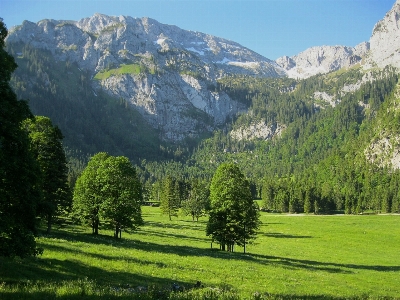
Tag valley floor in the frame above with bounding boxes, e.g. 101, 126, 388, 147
1, 207, 400, 299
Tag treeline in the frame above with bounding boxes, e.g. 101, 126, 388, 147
138, 66, 400, 215
261, 162, 400, 214
7, 42, 164, 165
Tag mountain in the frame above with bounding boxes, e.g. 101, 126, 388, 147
5, 1, 400, 167
5, 2, 400, 214
6, 14, 284, 142
276, 43, 370, 79
369, 0, 400, 69
276, 0, 400, 79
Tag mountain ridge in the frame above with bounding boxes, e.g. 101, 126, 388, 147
7, 13, 284, 142
5, 1, 400, 146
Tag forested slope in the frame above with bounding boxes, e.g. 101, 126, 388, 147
139, 66, 400, 214
7, 40, 400, 214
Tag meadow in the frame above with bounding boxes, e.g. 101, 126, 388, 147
1, 207, 399, 299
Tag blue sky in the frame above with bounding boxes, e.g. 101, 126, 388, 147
0, 0, 395, 60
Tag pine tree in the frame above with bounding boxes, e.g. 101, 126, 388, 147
160, 176, 180, 220
0, 20, 42, 257
23, 116, 72, 233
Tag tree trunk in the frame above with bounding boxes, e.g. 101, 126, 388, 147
92, 218, 99, 235
115, 224, 119, 239
46, 214, 52, 234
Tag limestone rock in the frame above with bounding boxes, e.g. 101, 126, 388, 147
6, 13, 284, 141
369, 0, 400, 69
276, 44, 369, 79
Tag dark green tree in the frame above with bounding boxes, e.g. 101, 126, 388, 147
23, 116, 72, 233
98, 156, 143, 238
73, 152, 109, 235
0, 20, 42, 257
206, 163, 260, 253
73, 153, 143, 238
160, 176, 180, 221
182, 179, 210, 221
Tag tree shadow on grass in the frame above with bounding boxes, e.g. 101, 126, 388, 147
135, 228, 209, 242
34, 227, 400, 276
263, 232, 313, 239
0, 254, 192, 291
247, 252, 400, 273
144, 220, 206, 232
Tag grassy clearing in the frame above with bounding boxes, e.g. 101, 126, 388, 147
94, 64, 142, 80
1, 208, 399, 299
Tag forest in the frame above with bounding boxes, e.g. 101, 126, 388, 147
6, 39, 400, 219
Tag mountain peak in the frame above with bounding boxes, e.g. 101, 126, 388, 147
369, 0, 400, 69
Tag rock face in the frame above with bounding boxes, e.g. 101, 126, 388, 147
230, 121, 285, 141
276, 43, 370, 79
369, 0, 400, 69
276, 1, 400, 79
6, 14, 285, 141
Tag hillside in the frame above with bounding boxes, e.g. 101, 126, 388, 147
4, 1, 400, 214
6, 14, 284, 142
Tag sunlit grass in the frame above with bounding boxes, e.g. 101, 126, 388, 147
94, 64, 142, 80
1, 208, 400, 299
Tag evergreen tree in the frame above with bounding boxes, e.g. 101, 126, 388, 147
0, 20, 42, 257
160, 176, 180, 221
23, 116, 72, 233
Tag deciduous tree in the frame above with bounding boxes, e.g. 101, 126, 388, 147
73, 153, 143, 238
182, 179, 210, 221
206, 163, 260, 253
98, 156, 143, 238
73, 152, 109, 234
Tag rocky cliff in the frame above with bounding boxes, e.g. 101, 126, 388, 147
369, 0, 400, 69
6, 14, 285, 141
276, 43, 370, 79
276, 0, 400, 79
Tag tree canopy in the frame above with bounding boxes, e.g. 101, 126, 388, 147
206, 163, 260, 253
0, 20, 42, 257
73, 153, 143, 238
23, 116, 72, 233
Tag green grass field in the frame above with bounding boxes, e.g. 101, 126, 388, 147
1, 208, 399, 299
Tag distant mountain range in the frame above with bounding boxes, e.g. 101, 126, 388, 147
5, 0, 400, 147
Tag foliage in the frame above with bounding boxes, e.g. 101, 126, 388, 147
7, 42, 163, 165
0, 20, 42, 258
182, 179, 210, 221
160, 176, 181, 221
73, 152, 143, 238
23, 116, 72, 233
207, 163, 261, 252
98, 155, 143, 238
6, 34, 400, 222
73, 152, 109, 234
